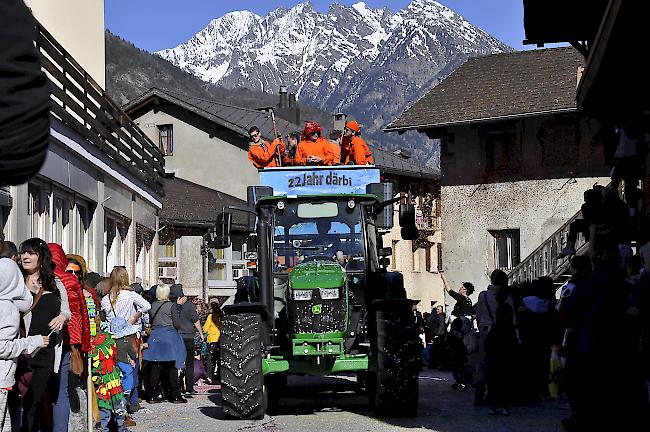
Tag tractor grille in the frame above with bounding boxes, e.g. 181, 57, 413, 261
287, 289, 347, 335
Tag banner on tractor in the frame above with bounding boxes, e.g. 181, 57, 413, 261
260, 166, 380, 196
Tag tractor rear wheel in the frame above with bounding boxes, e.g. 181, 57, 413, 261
220, 313, 265, 420
373, 300, 420, 417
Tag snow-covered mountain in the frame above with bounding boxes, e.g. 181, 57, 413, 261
156, 0, 511, 164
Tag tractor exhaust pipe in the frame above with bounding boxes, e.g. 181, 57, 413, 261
256, 207, 275, 340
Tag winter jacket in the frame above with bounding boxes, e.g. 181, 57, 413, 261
48, 243, 90, 353
203, 313, 221, 343
177, 301, 199, 339
0, 0, 51, 186
294, 138, 327, 166
0, 258, 45, 388
341, 135, 373, 165
248, 138, 284, 168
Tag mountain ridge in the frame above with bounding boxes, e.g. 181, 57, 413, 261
154, 0, 512, 167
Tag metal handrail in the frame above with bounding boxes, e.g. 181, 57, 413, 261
34, 22, 165, 195
508, 207, 587, 284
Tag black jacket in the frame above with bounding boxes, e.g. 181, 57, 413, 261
0, 0, 51, 185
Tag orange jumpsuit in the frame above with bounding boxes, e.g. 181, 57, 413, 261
248, 138, 284, 168
342, 135, 373, 165
294, 138, 328, 166
324, 140, 341, 166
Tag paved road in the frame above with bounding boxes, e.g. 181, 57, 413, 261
129, 370, 566, 432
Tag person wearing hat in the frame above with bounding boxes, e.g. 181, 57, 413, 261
342, 120, 373, 165
171, 284, 204, 394
295, 122, 327, 166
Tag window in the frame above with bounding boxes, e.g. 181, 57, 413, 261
52, 196, 71, 251
484, 130, 520, 172
490, 229, 520, 270
73, 202, 92, 261
437, 243, 443, 272
158, 124, 173, 156
28, 185, 49, 240
105, 214, 129, 273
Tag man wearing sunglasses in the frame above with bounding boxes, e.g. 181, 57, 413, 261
247, 125, 285, 168
294, 121, 327, 166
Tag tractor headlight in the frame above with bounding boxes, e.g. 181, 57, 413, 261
293, 290, 312, 301
319, 288, 340, 300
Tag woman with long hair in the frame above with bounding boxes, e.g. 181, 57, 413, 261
101, 266, 150, 331
17, 238, 69, 431
202, 302, 223, 383
100, 266, 149, 416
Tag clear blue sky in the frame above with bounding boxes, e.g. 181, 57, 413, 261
105, 0, 529, 52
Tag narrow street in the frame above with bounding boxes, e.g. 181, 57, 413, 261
130, 370, 566, 432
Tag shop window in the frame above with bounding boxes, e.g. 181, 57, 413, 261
28, 185, 49, 240
490, 229, 520, 270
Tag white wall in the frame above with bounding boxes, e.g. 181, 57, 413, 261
26, 0, 106, 88
135, 111, 259, 200
441, 177, 609, 296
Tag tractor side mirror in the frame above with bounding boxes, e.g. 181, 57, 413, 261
367, 182, 394, 229
209, 212, 232, 249
399, 203, 418, 241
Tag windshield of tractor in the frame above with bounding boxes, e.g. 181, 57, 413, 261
273, 200, 364, 272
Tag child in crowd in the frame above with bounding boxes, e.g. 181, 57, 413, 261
110, 318, 138, 409
92, 322, 128, 432
0, 258, 48, 432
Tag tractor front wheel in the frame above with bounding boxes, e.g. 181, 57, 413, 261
220, 313, 265, 420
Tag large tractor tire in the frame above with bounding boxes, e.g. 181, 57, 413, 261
220, 313, 265, 420
373, 300, 420, 417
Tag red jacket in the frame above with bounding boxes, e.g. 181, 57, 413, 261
48, 243, 91, 353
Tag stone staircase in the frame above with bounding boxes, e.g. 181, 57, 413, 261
508, 207, 589, 287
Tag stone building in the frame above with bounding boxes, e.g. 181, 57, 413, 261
387, 48, 611, 298
1, 0, 164, 285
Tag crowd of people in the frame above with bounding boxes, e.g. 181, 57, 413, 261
248, 120, 373, 168
0, 238, 223, 432
420, 180, 650, 429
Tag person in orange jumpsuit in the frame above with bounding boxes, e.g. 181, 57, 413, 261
341, 120, 373, 165
294, 122, 327, 166
324, 129, 343, 166
248, 125, 284, 168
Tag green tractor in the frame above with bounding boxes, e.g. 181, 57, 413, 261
210, 166, 421, 419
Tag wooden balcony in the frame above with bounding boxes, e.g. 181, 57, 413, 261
35, 23, 165, 195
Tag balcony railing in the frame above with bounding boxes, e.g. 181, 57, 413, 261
35, 23, 165, 195
508, 208, 588, 285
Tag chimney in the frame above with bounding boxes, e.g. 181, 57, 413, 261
288, 93, 300, 125
279, 85, 288, 109
333, 113, 347, 131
